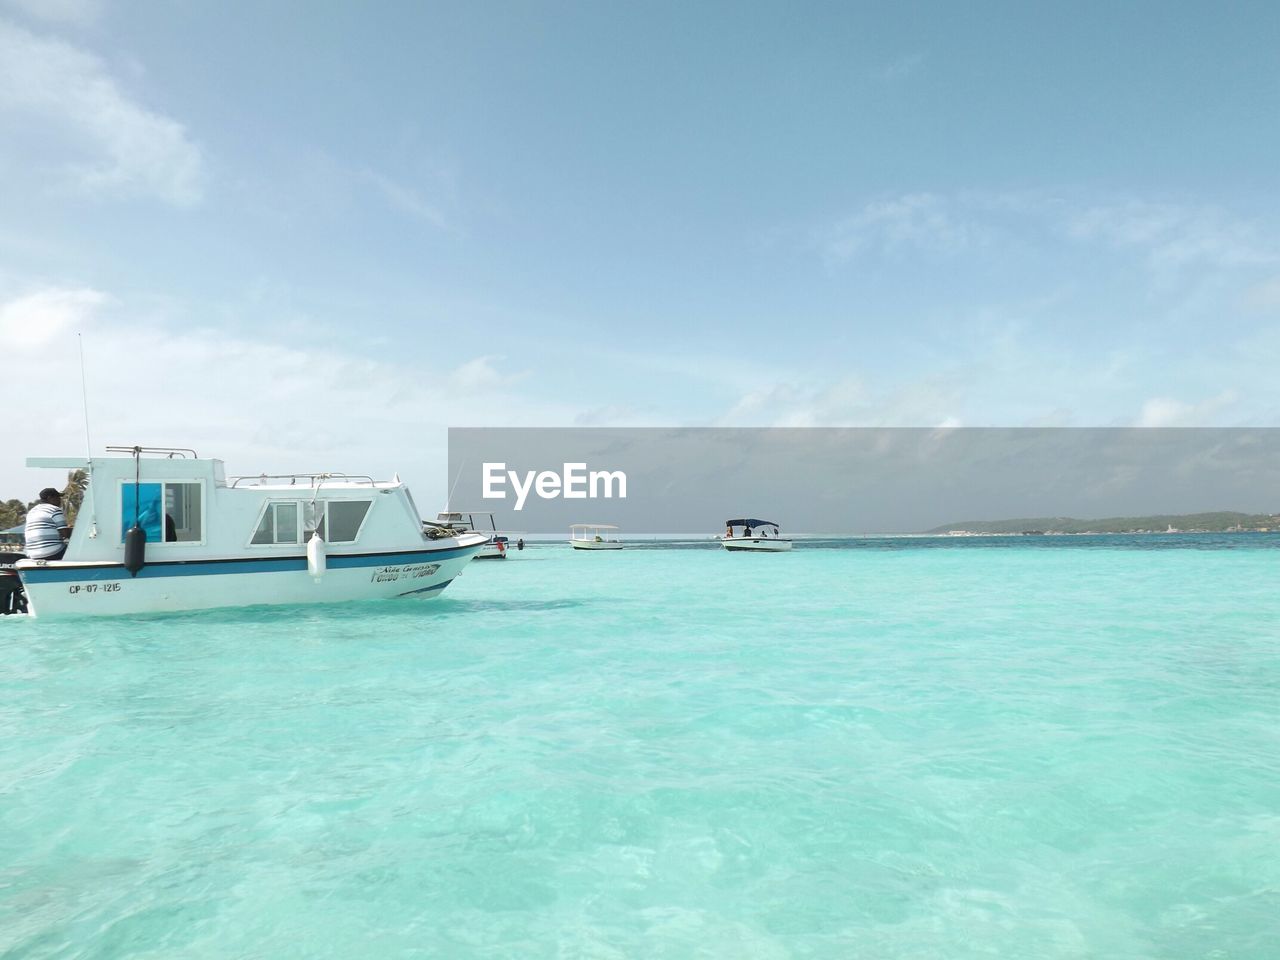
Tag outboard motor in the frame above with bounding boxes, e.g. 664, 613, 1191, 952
0, 552, 27, 615
123, 524, 146, 576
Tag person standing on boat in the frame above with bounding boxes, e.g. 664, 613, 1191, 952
24, 488, 71, 561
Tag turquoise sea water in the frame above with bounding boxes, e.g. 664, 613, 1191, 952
3, 536, 1279, 958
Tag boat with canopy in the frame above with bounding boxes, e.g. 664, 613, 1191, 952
722, 518, 792, 552
430, 511, 517, 559
569, 523, 623, 550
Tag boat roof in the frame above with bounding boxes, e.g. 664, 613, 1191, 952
29, 452, 399, 490
570, 523, 619, 529
726, 518, 779, 527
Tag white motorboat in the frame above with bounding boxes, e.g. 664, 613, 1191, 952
721, 518, 793, 552
431, 511, 517, 559
14, 446, 486, 617
569, 523, 623, 550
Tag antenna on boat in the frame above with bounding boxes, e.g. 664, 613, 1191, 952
77, 333, 93, 461
76, 333, 100, 539
445, 459, 465, 512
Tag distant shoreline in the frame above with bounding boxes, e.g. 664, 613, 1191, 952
503, 528, 1280, 542
922, 511, 1280, 535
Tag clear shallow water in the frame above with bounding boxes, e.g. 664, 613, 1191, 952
2, 538, 1279, 959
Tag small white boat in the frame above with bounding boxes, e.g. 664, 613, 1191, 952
431, 511, 515, 559
722, 518, 792, 552
569, 523, 623, 550
14, 446, 487, 617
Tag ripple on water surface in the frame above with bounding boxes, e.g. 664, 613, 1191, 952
2, 540, 1279, 958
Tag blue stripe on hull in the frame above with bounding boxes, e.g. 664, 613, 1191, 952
20, 546, 477, 584
328, 548, 474, 568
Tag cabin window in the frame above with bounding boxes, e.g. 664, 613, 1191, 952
315, 500, 372, 544
165, 483, 203, 542
121, 481, 203, 543
251, 501, 300, 545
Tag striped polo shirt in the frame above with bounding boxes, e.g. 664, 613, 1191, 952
24, 502, 68, 559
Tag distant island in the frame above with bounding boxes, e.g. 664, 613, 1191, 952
923, 511, 1280, 535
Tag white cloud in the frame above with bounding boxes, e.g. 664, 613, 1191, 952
572, 404, 656, 426
1066, 201, 1278, 269
818, 191, 1280, 273
0, 0, 100, 25
362, 169, 448, 228
1242, 276, 1280, 312
0, 286, 107, 348
1135, 390, 1238, 428
822, 193, 988, 262
720, 374, 964, 428
1135, 398, 1193, 428
0, 19, 204, 205
0, 287, 584, 506
447, 355, 517, 391
876, 52, 926, 82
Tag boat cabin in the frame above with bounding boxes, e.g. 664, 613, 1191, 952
28, 446, 429, 563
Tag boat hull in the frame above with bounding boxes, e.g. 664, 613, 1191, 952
16, 543, 483, 618
569, 540, 623, 550
722, 537, 793, 552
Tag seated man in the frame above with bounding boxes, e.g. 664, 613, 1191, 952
25, 488, 71, 561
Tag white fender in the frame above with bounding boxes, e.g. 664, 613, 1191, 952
307, 532, 327, 579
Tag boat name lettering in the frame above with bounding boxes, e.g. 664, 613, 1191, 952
371, 562, 440, 583
482, 462, 627, 511
67, 582, 122, 595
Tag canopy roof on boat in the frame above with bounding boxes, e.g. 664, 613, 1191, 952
725, 519, 778, 527
570, 523, 619, 530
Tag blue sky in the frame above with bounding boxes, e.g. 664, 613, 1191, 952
3, 1, 1279, 504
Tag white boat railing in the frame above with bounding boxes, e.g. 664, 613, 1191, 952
228, 473, 379, 488
104, 445, 200, 459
